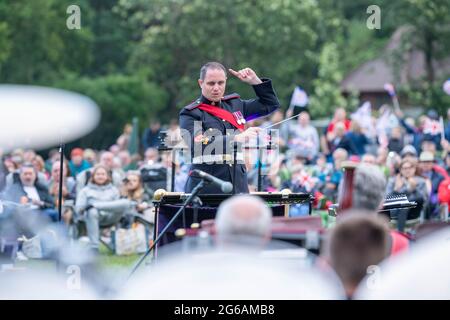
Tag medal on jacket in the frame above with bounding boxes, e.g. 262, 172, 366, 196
233, 112, 242, 125
233, 111, 246, 125
237, 111, 246, 124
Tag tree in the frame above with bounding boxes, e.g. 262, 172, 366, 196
119, 0, 322, 112
388, 0, 450, 112
308, 43, 346, 118
53, 74, 168, 149
0, 0, 93, 84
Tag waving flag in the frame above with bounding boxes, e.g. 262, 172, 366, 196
289, 86, 308, 108
423, 118, 443, 136
384, 83, 396, 97
444, 79, 450, 96
351, 101, 376, 138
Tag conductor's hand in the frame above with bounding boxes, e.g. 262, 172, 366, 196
234, 127, 263, 143
229, 67, 262, 85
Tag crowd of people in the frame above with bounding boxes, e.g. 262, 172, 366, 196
1, 105, 450, 253
1, 104, 450, 299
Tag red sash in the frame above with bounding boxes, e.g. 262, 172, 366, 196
197, 103, 244, 132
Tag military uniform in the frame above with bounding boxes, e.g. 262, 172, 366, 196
179, 78, 280, 194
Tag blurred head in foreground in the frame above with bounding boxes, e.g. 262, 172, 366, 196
355, 227, 450, 299
323, 212, 390, 299
215, 195, 272, 248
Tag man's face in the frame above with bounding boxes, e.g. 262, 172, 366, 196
100, 153, 114, 169
145, 149, 158, 163
198, 68, 227, 102
20, 167, 36, 186
298, 112, 310, 126
72, 155, 83, 166
419, 161, 433, 173
422, 141, 436, 154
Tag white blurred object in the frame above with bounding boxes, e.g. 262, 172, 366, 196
355, 227, 450, 300
289, 86, 308, 107
122, 250, 345, 300
0, 269, 98, 299
443, 79, 450, 96
0, 85, 100, 152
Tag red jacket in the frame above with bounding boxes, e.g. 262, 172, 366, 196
438, 178, 450, 206
390, 230, 409, 256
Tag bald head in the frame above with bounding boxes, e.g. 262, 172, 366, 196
215, 195, 272, 246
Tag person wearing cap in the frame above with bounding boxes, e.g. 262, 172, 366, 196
418, 151, 446, 219
68, 148, 91, 178
400, 145, 418, 159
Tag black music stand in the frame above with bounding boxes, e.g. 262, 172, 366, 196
232, 129, 277, 193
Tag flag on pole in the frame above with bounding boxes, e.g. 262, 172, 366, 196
351, 101, 376, 138
423, 118, 443, 136
443, 79, 450, 96
384, 83, 396, 97
289, 86, 308, 108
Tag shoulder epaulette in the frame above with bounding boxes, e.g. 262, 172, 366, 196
221, 93, 240, 101
185, 99, 202, 111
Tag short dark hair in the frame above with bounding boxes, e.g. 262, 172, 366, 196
199, 62, 227, 80
325, 212, 390, 294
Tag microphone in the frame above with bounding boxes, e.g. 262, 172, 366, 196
190, 169, 233, 193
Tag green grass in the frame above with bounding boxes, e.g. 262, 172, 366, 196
13, 244, 143, 272
98, 245, 140, 268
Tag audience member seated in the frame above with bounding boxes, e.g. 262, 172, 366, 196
75, 151, 124, 194
322, 148, 348, 201
418, 151, 446, 219
48, 161, 76, 225
120, 170, 154, 227
2, 163, 58, 222
75, 165, 121, 251
286, 111, 319, 163
68, 148, 92, 178
386, 158, 428, 229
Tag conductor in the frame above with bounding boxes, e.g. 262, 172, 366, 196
179, 62, 280, 194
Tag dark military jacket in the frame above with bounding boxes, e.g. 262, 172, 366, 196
179, 78, 280, 194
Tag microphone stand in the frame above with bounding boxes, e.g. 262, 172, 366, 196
232, 142, 238, 194
158, 144, 176, 192
257, 135, 263, 191
128, 179, 206, 279
58, 143, 65, 222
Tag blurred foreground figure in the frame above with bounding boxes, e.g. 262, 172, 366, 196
123, 194, 345, 299
355, 227, 450, 299
215, 194, 272, 248
122, 248, 344, 300
323, 212, 390, 299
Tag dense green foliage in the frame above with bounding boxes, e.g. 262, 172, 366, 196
0, 0, 448, 149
